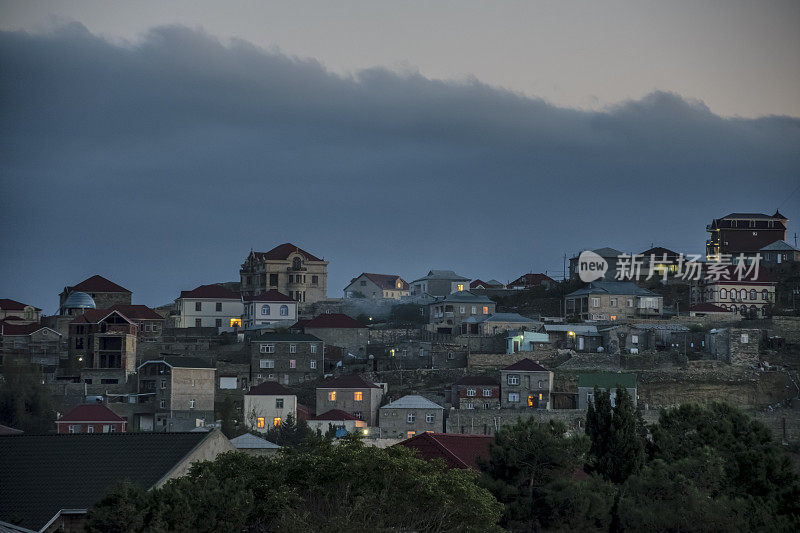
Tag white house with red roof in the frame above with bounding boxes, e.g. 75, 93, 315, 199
59, 275, 132, 313
174, 283, 243, 331
56, 403, 127, 434
239, 243, 329, 305
0, 298, 41, 323
344, 273, 410, 299
696, 265, 776, 318
307, 409, 366, 435
243, 381, 305, 431
242, 290, 297, 329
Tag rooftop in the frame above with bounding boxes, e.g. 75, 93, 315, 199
760, 239, 799, 252
250, 243, 324, 262
565, 281, 659, 298
453, 375, 499, 386
502, 358, 549, 372
412, 270, 470, 283
138, 356, 214, 370
107, 304, 164, 320
67, 275, 131, 294
397, 433, 494, 470
57, 404, 125, 424
229, 433, 280, 449
439, 291, 494, 304
0, 299, 39, 311
689, 303, 731, 313
317, 374, 381, 389
252, 332, 322, 342
381, 395, 444, 410
246, 381, 294, 396
70, 309, 133, 325
302, 313, 366, 329
308, 409, 358, 421
179, 284, 241, 300
242, 290, 295, 302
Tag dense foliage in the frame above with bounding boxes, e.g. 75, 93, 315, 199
86, 435, 503, 532
0, 363, 56, 433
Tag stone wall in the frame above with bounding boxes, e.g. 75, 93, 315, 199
368, 328, 424, 344
729, 328, 761, 366
771, 317, 800, 345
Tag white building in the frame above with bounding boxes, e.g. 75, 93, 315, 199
174, 284, 243, 331
243, 381, 301, 431
242, 290, 297, 330
306, 409, 367, 435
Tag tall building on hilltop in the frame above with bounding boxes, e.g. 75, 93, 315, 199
240, 243, 328, 305
706, 211, 788, 260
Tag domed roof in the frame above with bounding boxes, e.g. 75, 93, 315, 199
63, 291, 96, 309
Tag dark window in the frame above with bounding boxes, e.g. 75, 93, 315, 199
289, 275, 293, 283
215, 319, 222, 328
195, 318, 202, 327
195, 302, 202, 312
269, 274, 278, 286
312, 275, 319, 284
293, 257, 302, 269
75, 338, 84, 349
215, 302, 222, 312
276, 398, 284, 408
101, 378, 118, 384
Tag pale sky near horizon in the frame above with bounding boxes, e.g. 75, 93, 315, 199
2, 0, 799, 118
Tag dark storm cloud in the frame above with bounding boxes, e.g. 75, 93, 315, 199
1, 24, 799, 310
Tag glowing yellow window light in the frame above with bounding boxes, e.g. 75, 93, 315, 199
256, 417, 265, 429
273, 417, 282, 427
328, 391, 336, 401
230, 318, 242, 327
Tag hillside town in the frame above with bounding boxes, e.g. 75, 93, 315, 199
1, 210, 799, 530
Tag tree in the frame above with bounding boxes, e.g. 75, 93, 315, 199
262, 412, 314, 447
585, 386, 645, 483
87, 436, 503, 532
0, 363, 56, 433
217, 396, 240, 438
479, 418, 587, 531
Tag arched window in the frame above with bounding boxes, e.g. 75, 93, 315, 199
292, 257, 302, 270
750, 289, 756, 300
741, 289, 747, 300
720, 288, 727, 299
261, 305, 270, 316
731, 305, 737, 314
280, 305, 289, 316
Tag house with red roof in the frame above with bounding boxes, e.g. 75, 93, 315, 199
397, 433, 494, 470
316, 374, 384, 426
507, 273, 555, 290
108, 304, 166, 340
307, 409, 366, 435
59, 275, 132, 313
0, 320, 62, 374
694, 264, 776, 318
344, 273, 410, 300
500, 358, 553, 409
174, 283, 243, 331
242, 290, 298, 329
239, 243, 329, 305
295, 313, 368, 357
56, 404, 127, 434
244, 381, 306, 431
689, 302, 736, 318
0, 298, 41, 323
451, 375, 500, 410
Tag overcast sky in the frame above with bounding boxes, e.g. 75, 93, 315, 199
1, 2, 799, 312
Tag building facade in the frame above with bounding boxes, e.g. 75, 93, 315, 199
249, 332, 324, 386
315, 374, 384, 426
428, 291, 496, 334
706, 211, 788, 260
696, 266, 776, 318
500, 359, 553, 409
69, 309, 138, 384
410, 270, 470, 297
379, 395, 445, 439
565, 281, 663, 321
174, 284, 243, 330
0, 299, 41, 323
297, 313, 368, 357
344, 273, 410, 299
239, 243, 329, 305
243, 381, 300, 431
242, 290, 297, 329
451, 376, 500, 410
56, 404, 127, 434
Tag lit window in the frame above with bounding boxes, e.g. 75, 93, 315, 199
407, 431, 415, 439
273, 417, 282, 427
257, 417, 265, 429
539, 393, 543, 401
528, 395, 534, 407
230, 318, 241, 327
354, 391, 363, 401
483, 306, 488, 314
457, 284, 464, 291
328, 391, 336, 401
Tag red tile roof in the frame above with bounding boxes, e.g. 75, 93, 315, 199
359, 273, 409, 291
503, 358, 549, 372
252, 243, 323, 262
179, 284, 240, 299
309, 409, 358, 421
0, 299, 39, 311
108, 304, 164, 320
57, 404, 126, 424
69, 309, 134, 325
453, 375, 499, 386
242, 290, 295, 302
689, 303, 730, 313
702, 265, 775, 284
508, 273, 554, 287
0, 321, 51, 336
469, 279, 502, 289
398, 433, 494, 470
303, 313, 366, 329
317, 374, 381, 389
246, 382, 294, 396
68, 275, 131, 294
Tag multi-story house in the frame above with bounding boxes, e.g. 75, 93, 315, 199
569, 248, 624, 281
379, 395, 445, 439
696, 265, 775, 317
410, 270, 470, 297
174, 284, 243, 330
760, 240, 800, 266
315, 374, 384, 426
706, 211, 788, 260
507, 273, 555, 290
137, 356, 216, 432
344, 273, 410, 299
69, 309, 138, 385
108, 304, 165, 342
467, 312, 541, 336
249, 332, 324, 386
0, 321, 63, 378
0, 299, 41, 323
242, 290, 297, 329
243, 381, 302, 431
59, 275, 132, 313
565, 281, 662, 321
239, 243, 329, 305
295, 313, 368, 357
451, 376, 500, 410
428, 291, 496, 334
307, 409, 366, 435
56, 404, 127, 434
500, 359, 553, 409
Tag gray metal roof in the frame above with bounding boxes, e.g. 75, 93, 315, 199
381, 395, 444, 410
438, 291, 494, 304
230, 433, 280, 449
760, 240, 799, 252
630, 323, 690, 332
565, 281, 659, 298
63, 291, 96, 309
412, 270, 470, 283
